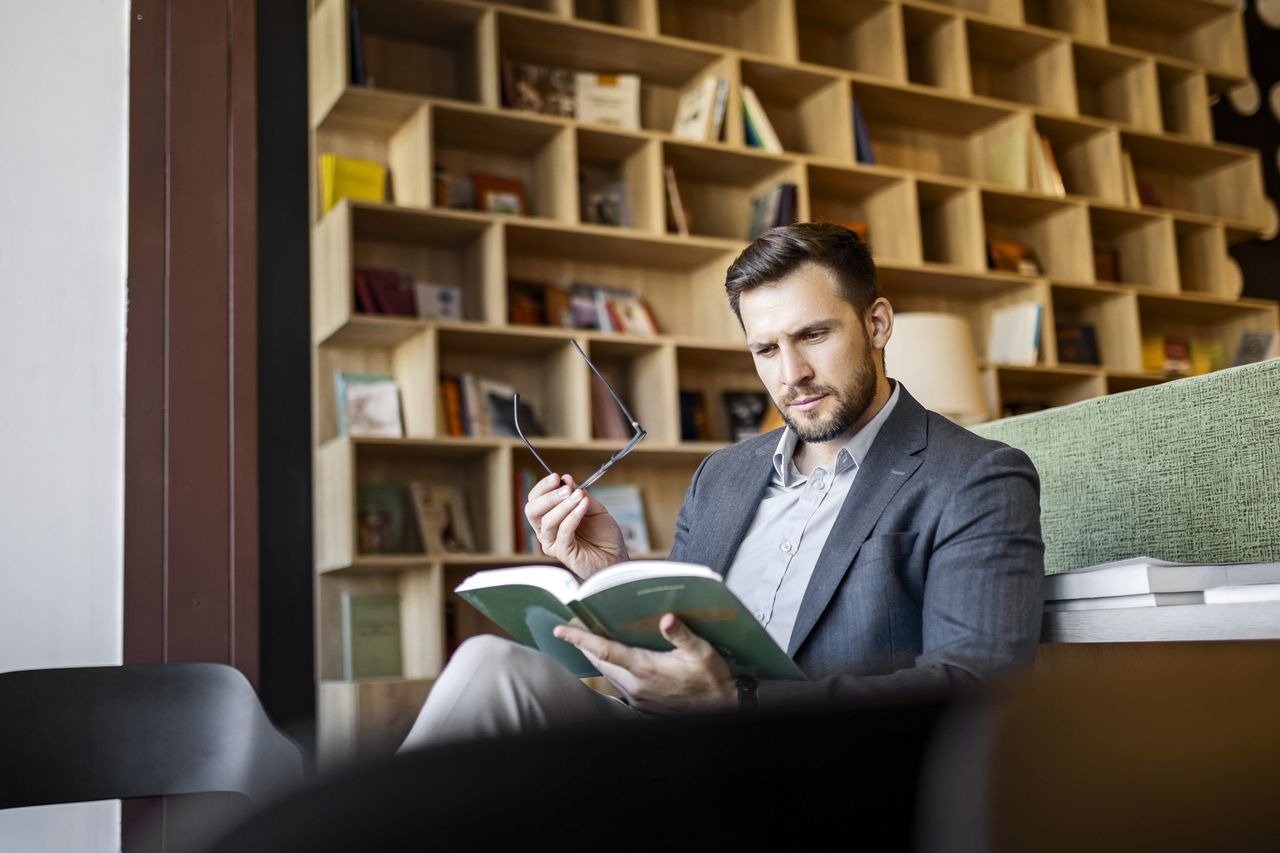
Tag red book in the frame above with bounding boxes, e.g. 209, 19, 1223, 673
353, 270, 378, 313
364, 269, 416, 316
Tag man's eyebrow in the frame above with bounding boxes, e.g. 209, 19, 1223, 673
747, 319, 838, 350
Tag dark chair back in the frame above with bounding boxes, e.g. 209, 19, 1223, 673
0, 662, 303, 809
199, 694, 949, 852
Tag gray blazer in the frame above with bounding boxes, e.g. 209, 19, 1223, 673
668, 384, 1044, 707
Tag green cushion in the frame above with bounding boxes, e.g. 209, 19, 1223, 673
972, 359, 1280, 574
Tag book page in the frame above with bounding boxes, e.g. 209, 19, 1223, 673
455, 565, 581, 606
578, 560, 720, 600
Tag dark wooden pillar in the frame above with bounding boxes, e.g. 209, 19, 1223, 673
125, 0, 258, 679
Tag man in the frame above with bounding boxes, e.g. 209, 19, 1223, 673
401, 223, 1043, 747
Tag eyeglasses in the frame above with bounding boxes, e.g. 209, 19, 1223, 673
513, 339, 647, 490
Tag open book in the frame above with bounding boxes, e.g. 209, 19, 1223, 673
455, 560, 806, 680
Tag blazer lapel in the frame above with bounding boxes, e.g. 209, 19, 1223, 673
786, 388, 928, 658
707, 438, 777, 579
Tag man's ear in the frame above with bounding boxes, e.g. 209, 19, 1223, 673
867, 297, 893, 353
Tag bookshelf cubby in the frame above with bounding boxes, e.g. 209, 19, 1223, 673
309, 0, 1278, 759
1071, 43, 1160, 132
966, 19, 1075, 114
901, 3, 967, 93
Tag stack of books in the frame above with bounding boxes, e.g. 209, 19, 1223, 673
1045, 556, 1280, 611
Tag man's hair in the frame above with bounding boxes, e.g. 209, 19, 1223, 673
724, 222, 882, 323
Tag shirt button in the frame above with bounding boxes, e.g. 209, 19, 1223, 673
815, 480, 826, 491
781, 541, 792, 553
754, 610, 765, 622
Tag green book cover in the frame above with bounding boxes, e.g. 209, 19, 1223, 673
455, 561, 806, 681
342, 592, 403, 680
356, 482, 407, 554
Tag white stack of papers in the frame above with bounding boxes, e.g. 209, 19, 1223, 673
1045, 556, 1280, 611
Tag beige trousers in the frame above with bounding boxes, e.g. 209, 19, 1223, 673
398, 635, 643, 750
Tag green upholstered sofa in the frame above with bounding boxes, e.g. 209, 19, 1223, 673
972, 358, 1280, 576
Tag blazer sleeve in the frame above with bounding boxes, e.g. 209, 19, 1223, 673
756, 444, 1045, 707
666, 453, 712, 566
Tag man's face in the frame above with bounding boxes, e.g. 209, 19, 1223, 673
740, 263, 888, 445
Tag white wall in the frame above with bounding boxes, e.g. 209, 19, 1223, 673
0, 0, 130, 849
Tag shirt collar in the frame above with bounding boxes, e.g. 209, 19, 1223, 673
771, 381, 901, 486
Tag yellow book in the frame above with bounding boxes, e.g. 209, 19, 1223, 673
1141, 333, 1165, 373
1190, 338, 1225, 375
320, 154, 388, 214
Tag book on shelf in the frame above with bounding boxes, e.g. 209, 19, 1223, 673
986, 130, 1029, 191
575, 72, 640, 130
588, 485, 651, 554
987, 302, 1043, 366
747, 182, 798, 241
454, 560, 807, 680
678, 390, 710, 441
446, 372, 545, 438
500, 60, 640, 129
740, 86, 783, 154
1045, 556, 1280, 601
514, 468, 541, 554
987, 239, 1042, 276
1045, 591, 1204, 612
852, 99, 875, 166
348, 6, 368, 87
320, 154, 388, 214
341, 593, 403, 680
508, 280, 574, 328
479, 376, 542, 439
1164, 336, 1192, 375
1028, 133, 1065, 198
354, 268, 461, 320
335, 372, 404, 438
579, 167, 633, 228
672, 75, 718, 141
413, 281, 463, 321
434, 166, 476, 210
1120, 150, 1140, 208
408, 481, 476, 554
508, 279, 549, 326
1055, 322, 1100, 365
438, 374, 467, 437
1204, 583, 1280, 605
1093, 248, 1120, 282
1190, 338, 1226, 375
663, 165, 689, 236
709, 76, 730, 142
356, 482, 409, 554
722, 391, 770, 442
473, 173, 528, 216
567, 283, 659, 335
354, 268, 416, 316
1233, 330, 1277, 366
501, 58, 576, 118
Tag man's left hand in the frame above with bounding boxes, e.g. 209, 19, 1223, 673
553, 614, 737, 715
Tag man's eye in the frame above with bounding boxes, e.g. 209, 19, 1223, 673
804, 331, 826, 342
755, 347, 775, 357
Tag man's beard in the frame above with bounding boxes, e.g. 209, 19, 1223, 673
777, 343, 878, 444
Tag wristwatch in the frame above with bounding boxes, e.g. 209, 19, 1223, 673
734, 674, 758, 712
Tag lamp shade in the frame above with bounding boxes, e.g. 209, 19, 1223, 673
884, 312, 988, 425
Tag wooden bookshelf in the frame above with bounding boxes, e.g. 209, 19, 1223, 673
308, 0, 1278, 760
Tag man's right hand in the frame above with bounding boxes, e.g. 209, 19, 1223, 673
524, 472, 628, 579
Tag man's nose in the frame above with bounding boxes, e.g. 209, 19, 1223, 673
779, 347, 814, 387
